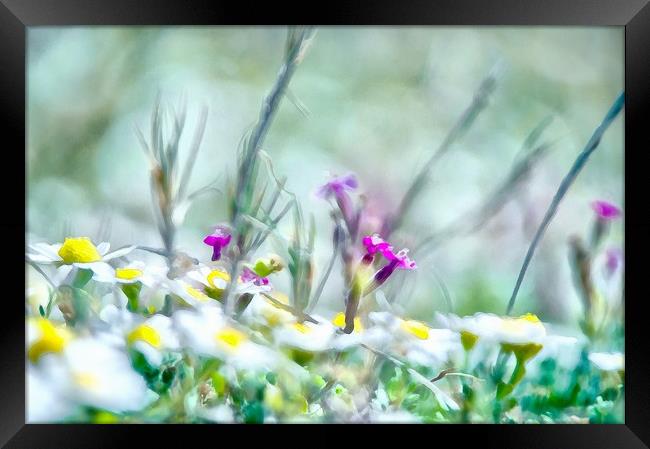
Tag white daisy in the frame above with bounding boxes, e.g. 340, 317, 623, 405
240, 292, 295, 328
96, 304, 180, 367
27, 237, 135, 280
173, 306, 283, 372
93, 260, 164, 287
28, 326, 153, 415
367, 312, 459, 366
436, 312, 546, 347
58, 338, 153, 413
166, 277, 219, 308
272, 316, 336, 353
27, 317, 74, 365
126, 314, 181, 367
27, 367, 75, 422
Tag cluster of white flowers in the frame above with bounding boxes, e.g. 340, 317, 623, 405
26, 235, 623, 423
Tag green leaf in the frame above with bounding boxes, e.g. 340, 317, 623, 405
243, 401, 265, 424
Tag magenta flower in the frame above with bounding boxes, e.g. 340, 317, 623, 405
240, 266, 270, 287
203, 226, 231, 261
591, 200, 621, 221
361, 233, 392, 265
383, 248, 417, 270
363, 240, 417, 295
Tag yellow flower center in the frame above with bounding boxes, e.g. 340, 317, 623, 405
58, 237, 102, 264
127, 324, 162, 348
460, 330, 479, 351
186, 285, 210, 302
293, 322, 312, 334
400, 319, 430, 340
215, 327, 247, 349
332, 312, 363, 333
74, 372, 100, 389
207, 268, 231, 289
28, 318, 71, 363
501, 314, 545, 337
519, 313, 541, 323
115, 268, 143, 281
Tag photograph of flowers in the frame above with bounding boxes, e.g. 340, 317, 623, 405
26, 26, 624, 424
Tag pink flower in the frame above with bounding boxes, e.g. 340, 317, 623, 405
359, 233, 417, 294
361, 233, 392, 264
371, 249, 416, 288
383, 248, 417, 270
203, 226, 231, 261
240, 266, 270, 287
362, 234, 391, 254
591, 201, 621, 221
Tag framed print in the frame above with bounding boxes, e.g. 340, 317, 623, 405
2, 0, 650, 447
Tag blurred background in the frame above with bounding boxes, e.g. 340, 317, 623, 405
27, 26, 624, 327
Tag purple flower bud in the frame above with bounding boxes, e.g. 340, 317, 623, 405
591, 200, 621, 221
605, 248, 623, 277
366, 246, 417, 295
318, 174, 359, 234
316, 173, 358, 199
374, 260, 398, 285
203, 226, 232, 261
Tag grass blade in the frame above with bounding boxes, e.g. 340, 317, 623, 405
505, 92, 625, 315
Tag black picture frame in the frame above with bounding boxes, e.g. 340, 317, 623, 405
3, 0, 649, 447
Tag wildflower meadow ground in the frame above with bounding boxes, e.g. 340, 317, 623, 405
26, 27, 624, 424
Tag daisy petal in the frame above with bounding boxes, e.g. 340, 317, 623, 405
26, 254, 56, 264
97, 242, 111, 255
103, 245, 136, 261
28, 243, 62, 260
81, 262, 115, 279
